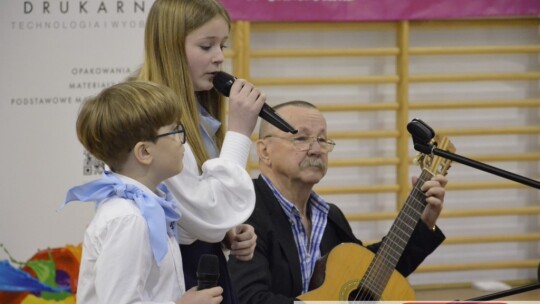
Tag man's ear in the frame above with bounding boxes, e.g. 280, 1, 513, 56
132, 141, 153, 165
256, 139, 271, 166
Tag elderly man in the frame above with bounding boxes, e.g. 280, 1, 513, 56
228, 100, 446, 304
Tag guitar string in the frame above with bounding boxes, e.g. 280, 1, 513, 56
362, 184, 428, 298
353, 176, 428, 301
351, 149, 451, 301
351, 170, 432, 301
364, 173, 429, 299
356, 202, 424, 300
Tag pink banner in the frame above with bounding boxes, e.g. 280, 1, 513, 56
220, 0, 540, 22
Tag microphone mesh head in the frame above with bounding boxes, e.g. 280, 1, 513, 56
212, 71, 235, 97
197, 254, 219, 275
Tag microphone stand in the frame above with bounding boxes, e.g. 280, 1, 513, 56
407, 118, 540, 301
464, 282, 540, 301
412, 141, 540, 189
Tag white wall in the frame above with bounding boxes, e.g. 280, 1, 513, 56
0, 0, 150, 261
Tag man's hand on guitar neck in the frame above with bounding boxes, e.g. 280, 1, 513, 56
412, 174, 447, 230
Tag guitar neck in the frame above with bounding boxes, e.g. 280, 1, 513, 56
359, 169, 433, 299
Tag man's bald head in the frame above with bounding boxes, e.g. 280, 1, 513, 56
258, 100, 318, 139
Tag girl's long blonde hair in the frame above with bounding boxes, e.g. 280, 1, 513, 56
138, 0, 231, 170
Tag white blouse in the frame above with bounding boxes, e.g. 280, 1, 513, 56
165, 131, 255, 244
77, 181, 185, 304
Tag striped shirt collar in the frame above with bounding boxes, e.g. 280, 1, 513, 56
260, 174, 329, 215
260, 174, 330, 293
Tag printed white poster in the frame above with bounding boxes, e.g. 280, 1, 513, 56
0, 0, 154, 261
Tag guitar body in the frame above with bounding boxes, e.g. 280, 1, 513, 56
299, 129, 454, 302
298, 243, 415, 301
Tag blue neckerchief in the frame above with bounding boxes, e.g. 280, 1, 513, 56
63, 171, 181, 265
197, 103, 221, 159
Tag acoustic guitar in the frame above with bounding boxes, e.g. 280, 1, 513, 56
298, 134, 455, 302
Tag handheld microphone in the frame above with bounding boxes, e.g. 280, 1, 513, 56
212, 71, 298, 134
196, 254, 219, 290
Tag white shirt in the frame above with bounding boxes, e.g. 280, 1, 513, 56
165, 131, 255, 244
77, 176, 185, 304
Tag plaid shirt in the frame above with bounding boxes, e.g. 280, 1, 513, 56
261, 175, 330, 293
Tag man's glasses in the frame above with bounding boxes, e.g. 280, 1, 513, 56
265, 135, 336, 152
155, 123, 186, 144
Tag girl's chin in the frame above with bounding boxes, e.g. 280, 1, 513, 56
194, 80, 213, 92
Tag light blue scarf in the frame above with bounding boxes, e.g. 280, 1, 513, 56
63, 171, 181, 265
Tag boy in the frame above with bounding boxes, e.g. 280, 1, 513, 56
63, 81, 223, 304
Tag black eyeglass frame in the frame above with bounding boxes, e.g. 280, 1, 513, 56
264, 135, 336, 152
154, 123, 187, 144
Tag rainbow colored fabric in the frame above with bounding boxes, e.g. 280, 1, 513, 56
0, 244, 81, 304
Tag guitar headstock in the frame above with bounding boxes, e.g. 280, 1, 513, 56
413, 134, 456, 176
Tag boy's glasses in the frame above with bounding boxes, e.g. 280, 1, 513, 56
155, 123, 186, 144
264, 135, 335, 152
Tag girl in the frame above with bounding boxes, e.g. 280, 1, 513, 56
138, 1, 265, 303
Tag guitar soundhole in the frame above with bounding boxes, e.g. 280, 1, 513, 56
347, 287, 377, 301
